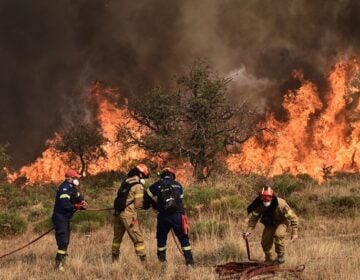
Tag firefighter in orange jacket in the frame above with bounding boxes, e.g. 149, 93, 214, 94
111, 164, 149, 263
243, 186, 298, 264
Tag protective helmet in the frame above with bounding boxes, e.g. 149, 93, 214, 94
160, 167, 176, 179
65, 169, 81, 179
260, 187, 274, 202
136, 163, 150, 178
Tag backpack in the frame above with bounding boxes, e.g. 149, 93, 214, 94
158, 181, 180, 213
114, 180, 138, 213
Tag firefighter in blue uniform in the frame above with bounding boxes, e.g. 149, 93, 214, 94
52, 169, 88, 271
143, 167, 194, 266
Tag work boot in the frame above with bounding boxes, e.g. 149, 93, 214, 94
276, 254, 285, 264
184, 250, 194, 266
264, 252, 274, 264
157, 251, 167, 263
112, 253, 119, 262
55, 253, 65, 271
139, 255, 147, 263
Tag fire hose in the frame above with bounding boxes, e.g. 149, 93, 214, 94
214, 236, 305, 279
0, 207, 114, 260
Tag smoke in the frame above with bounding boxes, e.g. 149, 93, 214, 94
1, 0, 360, 167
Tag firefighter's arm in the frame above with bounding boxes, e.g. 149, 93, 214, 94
282, 204, 298, 239
243, 210, 261, 238
59, 190, 75, 212
133, 183, 144, 209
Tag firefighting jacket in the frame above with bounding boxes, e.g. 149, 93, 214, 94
53, 180, 84, 217
119, 175, 144, 217
143, 177, 185, 213
246, 196, 298, 235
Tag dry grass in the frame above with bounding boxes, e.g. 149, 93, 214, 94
1, 174, 360, 279
1, 216, 360, 280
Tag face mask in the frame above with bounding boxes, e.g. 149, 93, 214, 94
140, 178, 146, 185
72, 179, 80, 186
263, 201, 271, 207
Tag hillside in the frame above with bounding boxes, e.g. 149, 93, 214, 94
1, 173, 360, 279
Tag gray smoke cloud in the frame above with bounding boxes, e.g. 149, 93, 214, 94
1, 0, 359, 167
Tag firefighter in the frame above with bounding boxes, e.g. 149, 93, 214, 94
143, 167, 194, 266
111, 164, 149, 263
243, 186, 298, 264
52, 169, 88, 271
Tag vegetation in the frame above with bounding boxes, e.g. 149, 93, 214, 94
0, 143, 10, 180
53, 124, 108, 176
1, 173, 360, 279
121, 61, 258, 180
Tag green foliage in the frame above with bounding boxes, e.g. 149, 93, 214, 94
53, 124, 108, 175
0, 211, 27, 237
212, 196, 247, 218
82, 171, 125, 190
185, 187, 220, 215
33, 217, 53, 233
273, 174, 306, 197
124, 60, 256, 180
190, 220, 229, 240
319, 196, 360, 217
0, 143, 10, 180
71, 211, 109, 233
27, 208, 50, 222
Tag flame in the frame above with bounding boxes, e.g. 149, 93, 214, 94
228, 58, 360, 181
11, 58, 360, 184
9, 81, 148, 184
9, 81, 193, 185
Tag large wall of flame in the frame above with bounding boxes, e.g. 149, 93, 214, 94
227, 60, 360, 181
2, 0, 360, 168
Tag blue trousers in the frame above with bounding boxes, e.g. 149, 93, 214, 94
52, 213, 71, 252
156, 212, 191, 251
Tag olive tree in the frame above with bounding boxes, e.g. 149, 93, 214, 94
54, 124, 107, 176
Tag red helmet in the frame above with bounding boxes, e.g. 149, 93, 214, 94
160, 167, 176, 179
65, 169, 81, 179
260, 187, 274, 202
136, 163, 150, 178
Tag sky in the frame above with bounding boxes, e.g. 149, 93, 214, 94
1, 0, 359, 167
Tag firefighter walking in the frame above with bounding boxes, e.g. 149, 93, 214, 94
143, 167, 194, 266
112, 164, 149, 263
52, 169, 88, 271
243, 186, 298, 264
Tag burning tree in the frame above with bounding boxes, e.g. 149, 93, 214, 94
121, 61, 257, 180
53, 124, 108, 176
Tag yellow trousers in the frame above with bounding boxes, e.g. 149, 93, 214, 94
112, 214, 146, 257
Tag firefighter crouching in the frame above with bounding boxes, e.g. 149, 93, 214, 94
112, 164, 149, 263
243, 186, 298, 264
52, 169, 88, 271
143, 167, 194, 266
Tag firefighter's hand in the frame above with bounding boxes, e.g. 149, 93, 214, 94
291, 234, 298, 241
75, 201, 88, 210
243, 232, 251, 239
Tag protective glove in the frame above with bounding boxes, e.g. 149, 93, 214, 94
74, 200, 88, 210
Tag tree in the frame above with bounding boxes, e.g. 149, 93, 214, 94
54, 124, 107, 176
121, 61, 259, 180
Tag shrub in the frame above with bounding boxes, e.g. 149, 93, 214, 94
0, 211, 27, 237
27, 208, 51, 222
71, 211, 109, 233
33, 217, 53, 233
319, 196, 360, 217
273, 174, 305, 197
190, 220, 229, 240
211, 196, 247, 218
82, 171, 125, 190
